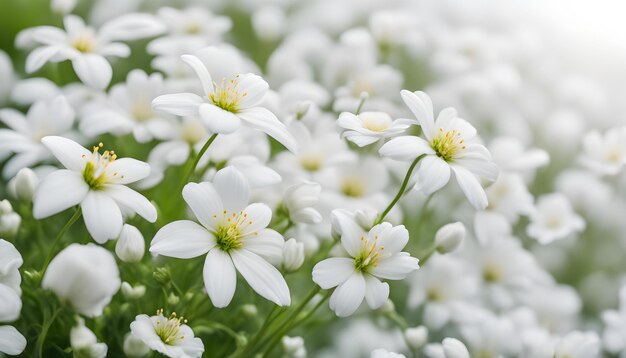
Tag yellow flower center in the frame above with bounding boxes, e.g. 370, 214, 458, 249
212, 210, 258, 252
185, 23, 202, 34
132, 100, 154, 122
354, 234, 385, 272
209, 76, 248, 113
299, 154, 323, 172
606, 148, 623, 163
82, 143, 121, 190
341, 176, 365, 197
483, 263, 502, 282
72, 32, 96, 53
431, 128, 466, 162
154, 309, 187, 345
361, 113, 391, 132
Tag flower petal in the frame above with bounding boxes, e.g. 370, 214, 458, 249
331, 209, 365, 258
198, 103, 241, 134
240, 228, 284, 265
400, 90, 435, 140
240, 203, 272, 234
370, 252, 419, 280
106, 158, 151, 184
103, 184, 157, 222
182, 182, 223, 229
0, 326, 26, 355
237, 107, 297, 153
364, 275, 389, 310
181, 54, 214, 97
41, 135, 90, 172
25, 45, 62, 73
379, 136, 434, 161
329, 272, 366, 317
0, 285, 21, 322
152, 93, 203, 116
231, 249, 290, 306
213, 166, 249, 212
376, 223, 409, 255
72, 54, 112, 89
151, 220, 215, 259
416, 155, 450, 194
236, 73, 268, 109
451, 164, 488, 210
33, 169, 89, 219
203, 249, 237, 308
312, 257, 356, 289
81, 191, 123, 243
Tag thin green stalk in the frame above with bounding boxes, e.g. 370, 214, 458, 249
181, 133, 218, 185
231, 306, 285, 358
36, 306, 61, 357
375, 154, 425, 225
355, 95, 368, 114
40, 208, 82, 276
419, 245, 437, 265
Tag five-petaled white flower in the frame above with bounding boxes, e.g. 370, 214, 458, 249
338, 111, 411, 147
380, 90, 498, 210
152, 54, 297, 152
150, 166, 290, 307
33, 136, 157, 243
20, 14, 165, 89
312, 210, 419, 317
130, 309, 204, 358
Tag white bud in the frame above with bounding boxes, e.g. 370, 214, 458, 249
434, 222, 466, 254
284, 181, 322, 224
71, 318, 108, 358
442, 338, 470, 358
51, 0, 77, 14
282, 238, 305, 273
115, 224, 145, 263
123, 333, 150, 357
0, 199, 21, 238
404, 326, 428, 350
120, 282, 146, 300
8, 168, 39, 202
282, 336, 305, 355
241, 304, 258, 317
251, 6, 285, 41
380, 299, 395, 314
43, 244, 121, 317
355, 209, 378, 230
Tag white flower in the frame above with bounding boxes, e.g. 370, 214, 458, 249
485, 173, 535, 223
0, 95, 75, 178
42, 243, 121, 317
404, 326, 428, 350
580, 126, 626, 176
70, 318, 108, 358
424, 338, 470, 358
282, 181, 322, 224
553, 331, 600, 358
115, 224, 145, 263
602, 285, 626, 355
526, 193, 585, 244
0, 200, 21, 238
152, 54, 297, 152
379, 90, 498, 210
282, 336, 306, 358
130, 310, 204, 358
488, 137, 549, 176
7, 167, 39, 203
282, 238, 305, 273
0, 325, 27, 356
33, 136, 157, 243
252, 6, 286, 41
80, 69, 175, 143
0, 239, 23, 322
21, 14, 165, 89
338, 111, 410, 147
151, 167, 290, 307
434, 222, 465, 254
312, 211, 419, 317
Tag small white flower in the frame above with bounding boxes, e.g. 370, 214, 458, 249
526, 193, 585, 244
434, 222, 465, 254
42, 243, 121, 317
33, 136, 157, 243
20, 14, 165, 89
282, 238, 305, 273
130, 310, 204, 358
7, 168, 39, 203
553, 331, 600, 358
404, 326, 428, 350
282, 181, 322, 224
282, 336, 306, 358
580, 126, 626, 176
115, 224, 145, 263
312, 211, 419, 317
152, 54, 297, 152
380, 90, 498, 210
151, 167, 290, 307
338, 111, 410, 147
0, 200, 21, 239
70, 317, 108, 358
601, 285, 626, 355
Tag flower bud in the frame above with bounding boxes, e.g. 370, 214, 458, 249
241, 304, 258, 317
121, 282, 146, 300
283, 181, 322, 224
442, 338, 470, 358
0, 199, 21, 238
167, 293, 180, 305
435, 222, 466, 254
123, 333, 150, 357
153, 267, 171, 285
404, 326, 428, 350
115, 224, 145, 263
71, 317, 108, 358
282, 238, 305, 272
8, 168, 39, 202
42, 244, 121, 317
282, 336, 305, 356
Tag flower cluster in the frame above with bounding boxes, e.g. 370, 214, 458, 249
0, 1, 625, 357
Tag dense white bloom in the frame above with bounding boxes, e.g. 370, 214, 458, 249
579, 127, 626, 176
338, 111, 410, 147
33, 136, 157, 243
0, 95, 75, 178
282, 181, 322, 224
130, 310, 204, 358
151, 167, 290, 307
152, 54, 297, 152
115, 224, 145, 263
7, 167, 39, 202
20, 14, 165, 89
526, 193, 585, 244
380, 90, 498, 210
0, 200, 21, 238
42, 243, 121, 317
70, 318, 108, 358
553, 331, 600, 358
80, 69, 174, 142
312, 211, 419, 317
602, 285, 626, 355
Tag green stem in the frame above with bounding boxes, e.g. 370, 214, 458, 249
36, 307, 61, 357
231, 306, 284, 358
40, 208, 82, 276
355, 95, 368, 115
419, 245, 437, 265
181, 133, 218, 185
375, 154, 425, 225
